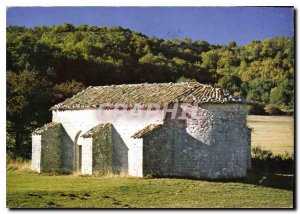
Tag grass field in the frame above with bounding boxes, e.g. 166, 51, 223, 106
6, 115, 294, 208
6, 170, 293, 208
247, 115, 294, 154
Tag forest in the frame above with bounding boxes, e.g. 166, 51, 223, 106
6, 23, 294, 158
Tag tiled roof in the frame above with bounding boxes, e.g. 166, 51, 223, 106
51, 82, 248, 111
82, 123, 111, 138
131, 124, 163, 139
32, 122, 60, 135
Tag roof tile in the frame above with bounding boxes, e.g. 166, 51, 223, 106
32, 122, 61, 135
51, 82, 248, 111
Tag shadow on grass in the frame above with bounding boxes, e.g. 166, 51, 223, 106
148, 158, 294, 191
215, 151, 294, 191
240, 157, 294, 191
240, 170, 293, 191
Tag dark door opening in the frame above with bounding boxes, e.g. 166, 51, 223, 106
74, 131, 82, 172
78, 145, 82, 171
75, 144, 82, 172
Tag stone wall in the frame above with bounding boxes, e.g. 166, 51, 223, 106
143, 121, 214, 178
92, 124, 113, 173
40, 124, 63, 172
202, 103, 251, 178
75, 124, 131, 174
112, 126, 129, 173
61, 128, 74, 172
245, 128, 251, 170
143, 103, 251, 179
32, 123, 74, 173
82, 125, 130, 174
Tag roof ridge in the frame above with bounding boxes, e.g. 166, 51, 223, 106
89, 81, 208, 89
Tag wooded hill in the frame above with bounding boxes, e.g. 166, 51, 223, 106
6, 23, 294, 157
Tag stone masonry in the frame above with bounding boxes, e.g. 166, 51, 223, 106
142, 104, 251, 179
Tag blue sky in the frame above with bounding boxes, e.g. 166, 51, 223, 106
6, 7, 294, 45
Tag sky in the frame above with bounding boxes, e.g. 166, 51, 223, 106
6, 7, 294, 45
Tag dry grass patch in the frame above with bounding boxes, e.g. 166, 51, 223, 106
73, 170, 131, 179
6, 153, 32, 172
247, 115, 294, 154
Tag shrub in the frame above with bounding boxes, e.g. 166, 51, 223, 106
251, 146, 294, 174
264, 104, 284, 115
251, 146, 273, 160
247, 103, 267, 115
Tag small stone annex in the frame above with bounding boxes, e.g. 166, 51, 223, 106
32, 82, 251, 179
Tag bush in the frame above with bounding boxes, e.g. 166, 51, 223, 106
247, 103, 267, 115
252, 146, 273, 160
251, 146, 294, 174
264, 104, 284, 115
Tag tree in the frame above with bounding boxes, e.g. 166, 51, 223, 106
7, 70, 52, 157
228, 41, 237, 49
201, 50, 220, 81
216, 74, 242, 94
270, 79, 294, 107
246, 79, 275, 104
53, 80, 85, 103
176, 76, 197, 83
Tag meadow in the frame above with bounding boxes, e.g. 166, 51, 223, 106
6, 170, 293, 208
247, 115, 294, 154
6, 115, 294, 208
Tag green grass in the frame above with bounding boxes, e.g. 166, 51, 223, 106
7, 170, 293, 208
